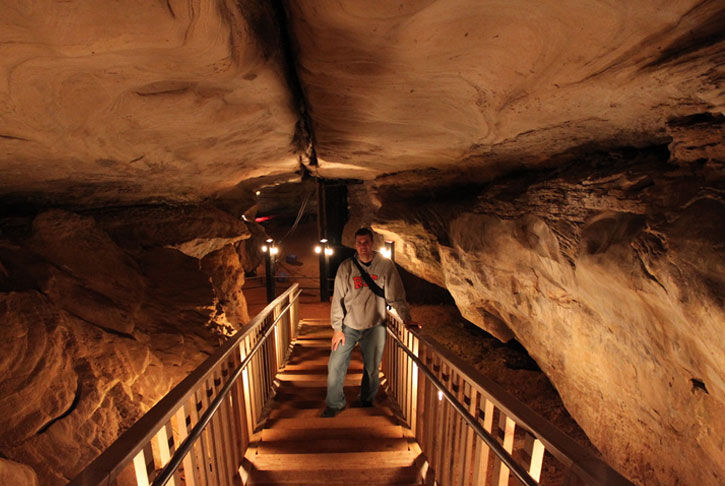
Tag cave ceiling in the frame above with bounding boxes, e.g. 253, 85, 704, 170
0, 0, 723, 207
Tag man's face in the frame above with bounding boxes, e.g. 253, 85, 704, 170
355, 234, 374, 262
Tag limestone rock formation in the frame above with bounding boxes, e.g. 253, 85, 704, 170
288, 0, 724, 180
94, 204, 252, 258
94, 204, 259, 330
360, 147, 725, 486
0, 458, 38, 486
201, 244, 251, 331
0, 208, 258, 484
0, 1, 723, 485
0, 0, 300, 206
29, 209, 145, 335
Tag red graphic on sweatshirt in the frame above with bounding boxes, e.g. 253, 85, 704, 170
353, 274, 379, 289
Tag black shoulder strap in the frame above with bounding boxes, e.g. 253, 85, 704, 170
352, 256, 385, 298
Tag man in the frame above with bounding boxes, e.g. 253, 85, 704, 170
322, 227, 417, 417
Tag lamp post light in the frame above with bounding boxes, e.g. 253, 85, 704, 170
316, 239, 333, 301
262, 238, 277, 303
380, 240, 395, 261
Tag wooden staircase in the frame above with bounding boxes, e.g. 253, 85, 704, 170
243, 319, 422, 485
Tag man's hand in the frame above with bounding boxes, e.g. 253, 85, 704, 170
331, 330, 345, 351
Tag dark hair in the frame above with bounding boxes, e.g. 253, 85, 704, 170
354, 227, 374, 240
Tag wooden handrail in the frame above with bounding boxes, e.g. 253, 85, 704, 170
418, 332, 631, 485
382, 310, 634, 486
151, 292, 300, 486
68, 284, 301, 486
386, 329, 539, 486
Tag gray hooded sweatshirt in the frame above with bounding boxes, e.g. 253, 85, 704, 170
330, 252, 412, 331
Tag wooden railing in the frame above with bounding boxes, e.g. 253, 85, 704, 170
68, 284, 300, 486
382, 311, 634, 486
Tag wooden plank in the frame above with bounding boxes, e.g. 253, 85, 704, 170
266, 415, 397, 429
248, 465, 419, 485
432, 356, 445, 484
173, 405, 198, 486
529, 438, 546, 482
241, 341, 254, 436
202, 376, 227, 486
215, 367, 237, 486
132, 449, 150, 486
230, 351, 249, 457
497, 416, 517, 486
451, 371, 466, 486
473, 398, 495, 485
260, 425, 404, 442
257, 437, 411, 454
409, 335, 419, 435
191, 391, 213, 486
269, 406, 390, 419
250, 451, 415, 470
463, 386, 478, 486
152, 423, 176, 486
439, 363, 453, 485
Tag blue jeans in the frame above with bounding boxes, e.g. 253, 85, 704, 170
326, 324, 386, 409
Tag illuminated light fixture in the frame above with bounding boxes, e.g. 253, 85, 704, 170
261, 245, 268, 253
241, 215, 248, 221
324, 247, 333, 256
266, 238, 273, 243
320, 238, 328, 243
255, 190, 261, 196
270, 246, 279, 256
379, 247, 392, 259
438, 390, 443, 401
314, 245, 322, 254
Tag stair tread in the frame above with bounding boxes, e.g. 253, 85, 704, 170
248, 451, 416, 470
269, 405, 390, 419
266, 415, 397, 429
261, 424, 404, 441
257, 437, 411, 454
248, 465, 420, 485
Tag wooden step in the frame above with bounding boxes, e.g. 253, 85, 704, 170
249, 451, 416, 470
281, 361, 363, 372
269, 405, 390, 419
248, 464, 420, 484
291, 339, 338, 348
273, 388, 360, 401
256, 437, 411, 454
266, 415, 397, 429
277, 372, 367, 385
261, 424, 404, 441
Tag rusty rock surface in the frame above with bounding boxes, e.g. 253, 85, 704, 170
289, 0, 724, 180
0, 209, 257, 484
360, 146, 725, 486
0, 0, 300, 206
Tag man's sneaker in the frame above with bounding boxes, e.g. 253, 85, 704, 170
321, 405, 346, 418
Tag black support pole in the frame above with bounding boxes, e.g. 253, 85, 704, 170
319, 240, 329, 302
264, 243, 275, 303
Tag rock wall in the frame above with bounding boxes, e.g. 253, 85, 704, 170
0, 206, 256, 484
0, 0, 301, 206
358, 141, 725, 486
